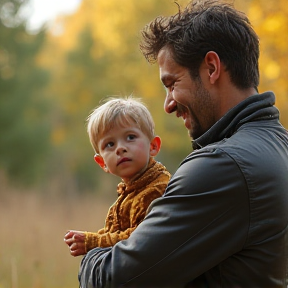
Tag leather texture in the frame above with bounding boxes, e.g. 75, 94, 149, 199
79, 92, 288, 288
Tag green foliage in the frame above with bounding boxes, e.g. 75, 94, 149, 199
1, 0, 288, 192
0, 0, 51, 185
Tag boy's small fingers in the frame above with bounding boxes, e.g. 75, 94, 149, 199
64, 231, 72, 239
64, 238, 73, 246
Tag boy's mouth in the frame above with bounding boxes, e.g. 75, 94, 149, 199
117, 157, 131, 166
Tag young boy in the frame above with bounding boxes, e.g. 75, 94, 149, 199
64, 96, 171, 256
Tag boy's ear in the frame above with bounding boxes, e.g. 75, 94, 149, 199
94, 154, 109, 172
150, 136, 161, 156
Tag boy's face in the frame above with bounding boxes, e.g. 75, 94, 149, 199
96, 123, 154, 183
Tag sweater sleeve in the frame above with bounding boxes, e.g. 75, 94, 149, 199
85, 177, 169, 251
85, 228, 135, 250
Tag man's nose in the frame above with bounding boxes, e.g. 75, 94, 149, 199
164, 93, 177, 114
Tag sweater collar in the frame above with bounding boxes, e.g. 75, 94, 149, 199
117, 157, 167, 196
192, 92, 279, 150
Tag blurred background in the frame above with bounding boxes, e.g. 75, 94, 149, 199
0, 0, 287, 287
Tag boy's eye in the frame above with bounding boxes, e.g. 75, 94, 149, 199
105, 141, 114, 148
127, 134, 136, 141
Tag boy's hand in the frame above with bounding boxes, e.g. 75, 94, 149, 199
64, 230, 86, 257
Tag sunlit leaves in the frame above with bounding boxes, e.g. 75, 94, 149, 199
2, 0, 288, 188
247, 0, 288, 123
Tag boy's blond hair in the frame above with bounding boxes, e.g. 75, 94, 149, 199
87, 96, 155, 154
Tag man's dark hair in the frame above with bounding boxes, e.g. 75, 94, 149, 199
140, 0, 259, 89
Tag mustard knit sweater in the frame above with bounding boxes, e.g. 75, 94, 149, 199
85, 158, 171, 251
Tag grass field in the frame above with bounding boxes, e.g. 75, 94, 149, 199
0, 185, 112, 288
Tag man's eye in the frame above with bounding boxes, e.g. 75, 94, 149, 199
164, 83, 174, 92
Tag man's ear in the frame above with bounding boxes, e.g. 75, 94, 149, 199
149, 136, 161, 157
94, 154, 109, 172
204, 51, 221, 84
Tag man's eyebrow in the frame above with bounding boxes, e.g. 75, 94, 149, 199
160, 73, 175, 85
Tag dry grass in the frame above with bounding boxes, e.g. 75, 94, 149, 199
0, 185, 112, 288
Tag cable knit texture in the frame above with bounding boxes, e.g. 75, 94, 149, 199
85, 157, 171, 250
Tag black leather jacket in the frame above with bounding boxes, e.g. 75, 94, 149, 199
79, 92, 288, 288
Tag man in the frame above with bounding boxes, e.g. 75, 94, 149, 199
79, 1, 288, 287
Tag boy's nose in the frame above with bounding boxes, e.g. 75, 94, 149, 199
116, 145, 127, 155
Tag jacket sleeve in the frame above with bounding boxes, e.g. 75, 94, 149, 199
79, 148, 250, 288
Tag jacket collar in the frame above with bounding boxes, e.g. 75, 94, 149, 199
192, 92, 279, 150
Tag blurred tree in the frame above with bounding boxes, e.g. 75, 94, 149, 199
38, 0, 288, 195
2, 0, 288, 193
37, 0, 193, 194
0, 0, 51, 185
246, 0, 288, 126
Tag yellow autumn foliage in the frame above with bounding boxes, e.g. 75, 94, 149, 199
40, 0, 288, 167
